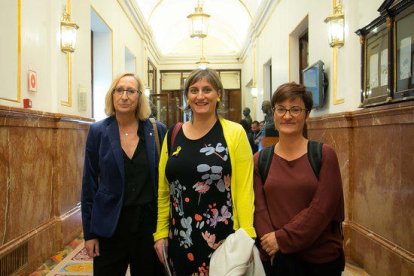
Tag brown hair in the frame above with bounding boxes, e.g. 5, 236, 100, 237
271, 82, 313, 137
271, 82, 313, 112
183, 68, 223, 113
104, 73, 151, 120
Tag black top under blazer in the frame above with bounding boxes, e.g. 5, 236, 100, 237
81, 116, 166, 240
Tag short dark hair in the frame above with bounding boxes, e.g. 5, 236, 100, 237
271, 82, 313, 112
271, 82, 312, 138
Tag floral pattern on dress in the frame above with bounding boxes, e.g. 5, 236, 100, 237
166, 122, 233, 276
200, 143, 228, 161
170, 180, 186, 216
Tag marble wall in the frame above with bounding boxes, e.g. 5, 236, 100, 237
0, 105, 92, 275
308, 101, 414, 276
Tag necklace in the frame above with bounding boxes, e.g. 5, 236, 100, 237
118, 120, 138, 138
119, 129, 131, 136
119, 126, 137, 137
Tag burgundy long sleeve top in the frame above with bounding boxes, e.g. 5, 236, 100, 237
253, 144, 344, 264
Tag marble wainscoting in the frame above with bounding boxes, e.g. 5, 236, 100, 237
0, 105, 93, 275
307, 101, 414, 276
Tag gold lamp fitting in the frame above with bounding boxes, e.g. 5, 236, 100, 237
188, 2, 210, 39
324, 3, 345, 48
60, 9, 79, 53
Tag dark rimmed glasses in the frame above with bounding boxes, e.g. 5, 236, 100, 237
272, 106, 308, 116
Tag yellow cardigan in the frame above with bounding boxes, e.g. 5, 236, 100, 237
154, 117, 256, 241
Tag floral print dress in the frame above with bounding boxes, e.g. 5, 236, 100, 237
165, 121, 233, 275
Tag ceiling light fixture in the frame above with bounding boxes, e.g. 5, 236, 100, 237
196, 38, 210, 69
187, 0, 210, 39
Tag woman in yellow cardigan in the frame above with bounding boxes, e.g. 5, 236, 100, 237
154, 68, 256, 275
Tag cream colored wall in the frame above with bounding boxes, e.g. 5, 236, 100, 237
89, 0, 146, 120
68, 0, 92, 117
0, 0, 245, 119
89, 1, 146, 74
76, 0, 146, 117
242, 0, 384, 118
0, 1, 18, 102
0, 0, 92, 116
0, 0, 63, 111
1, 0, 386, 119
0, 0, 147, 118
241, 48, 254, 118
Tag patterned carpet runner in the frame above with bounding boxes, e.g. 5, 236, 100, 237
30, 236, 93, 276
30, 234, 368, 275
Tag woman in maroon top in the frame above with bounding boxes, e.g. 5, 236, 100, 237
253, 82, 344, 276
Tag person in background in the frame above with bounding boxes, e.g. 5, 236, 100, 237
81, 73, 166, 276
240, 118, 258, 154
243, 107, 253, 126
154, 68, 256, 275
249, 120, 262, 154
259, 120, 265, 129
253, 82, 344, 276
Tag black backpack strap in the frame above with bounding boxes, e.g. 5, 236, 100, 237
307, 140, 323, 179
167, 122, 183, 155
258, 144, 275, 184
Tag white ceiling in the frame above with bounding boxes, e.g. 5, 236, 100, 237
132, 0, 266, 62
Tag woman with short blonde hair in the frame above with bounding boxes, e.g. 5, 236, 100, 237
104, 73, 152, 120
82, 72, 166, 275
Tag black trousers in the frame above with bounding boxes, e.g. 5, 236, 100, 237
93, 205, 164, 276
263, 251, 344, 276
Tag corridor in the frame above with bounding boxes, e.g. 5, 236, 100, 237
1, 0, 413, 275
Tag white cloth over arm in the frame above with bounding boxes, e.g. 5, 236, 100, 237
209, 228, 265, 276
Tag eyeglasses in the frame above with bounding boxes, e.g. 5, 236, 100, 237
113, 87, 141, 96
272, 106, 307, 116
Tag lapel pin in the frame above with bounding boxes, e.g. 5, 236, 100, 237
172, 146, 182, 157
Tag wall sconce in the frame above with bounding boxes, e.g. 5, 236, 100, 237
324, 3, 344, 47
187, 0, 210, 39
251, 87, 258, 97
61, 8, 79, 53
144, 87, 151, 97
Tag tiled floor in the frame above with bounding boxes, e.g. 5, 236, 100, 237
30, 236, 368, 276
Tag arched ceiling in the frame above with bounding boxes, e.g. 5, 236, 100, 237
133, 0, 264, 61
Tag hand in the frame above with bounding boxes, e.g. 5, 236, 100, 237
260, 232, 279, 256
85, 239, 100, 258
154, 238, 168, 264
